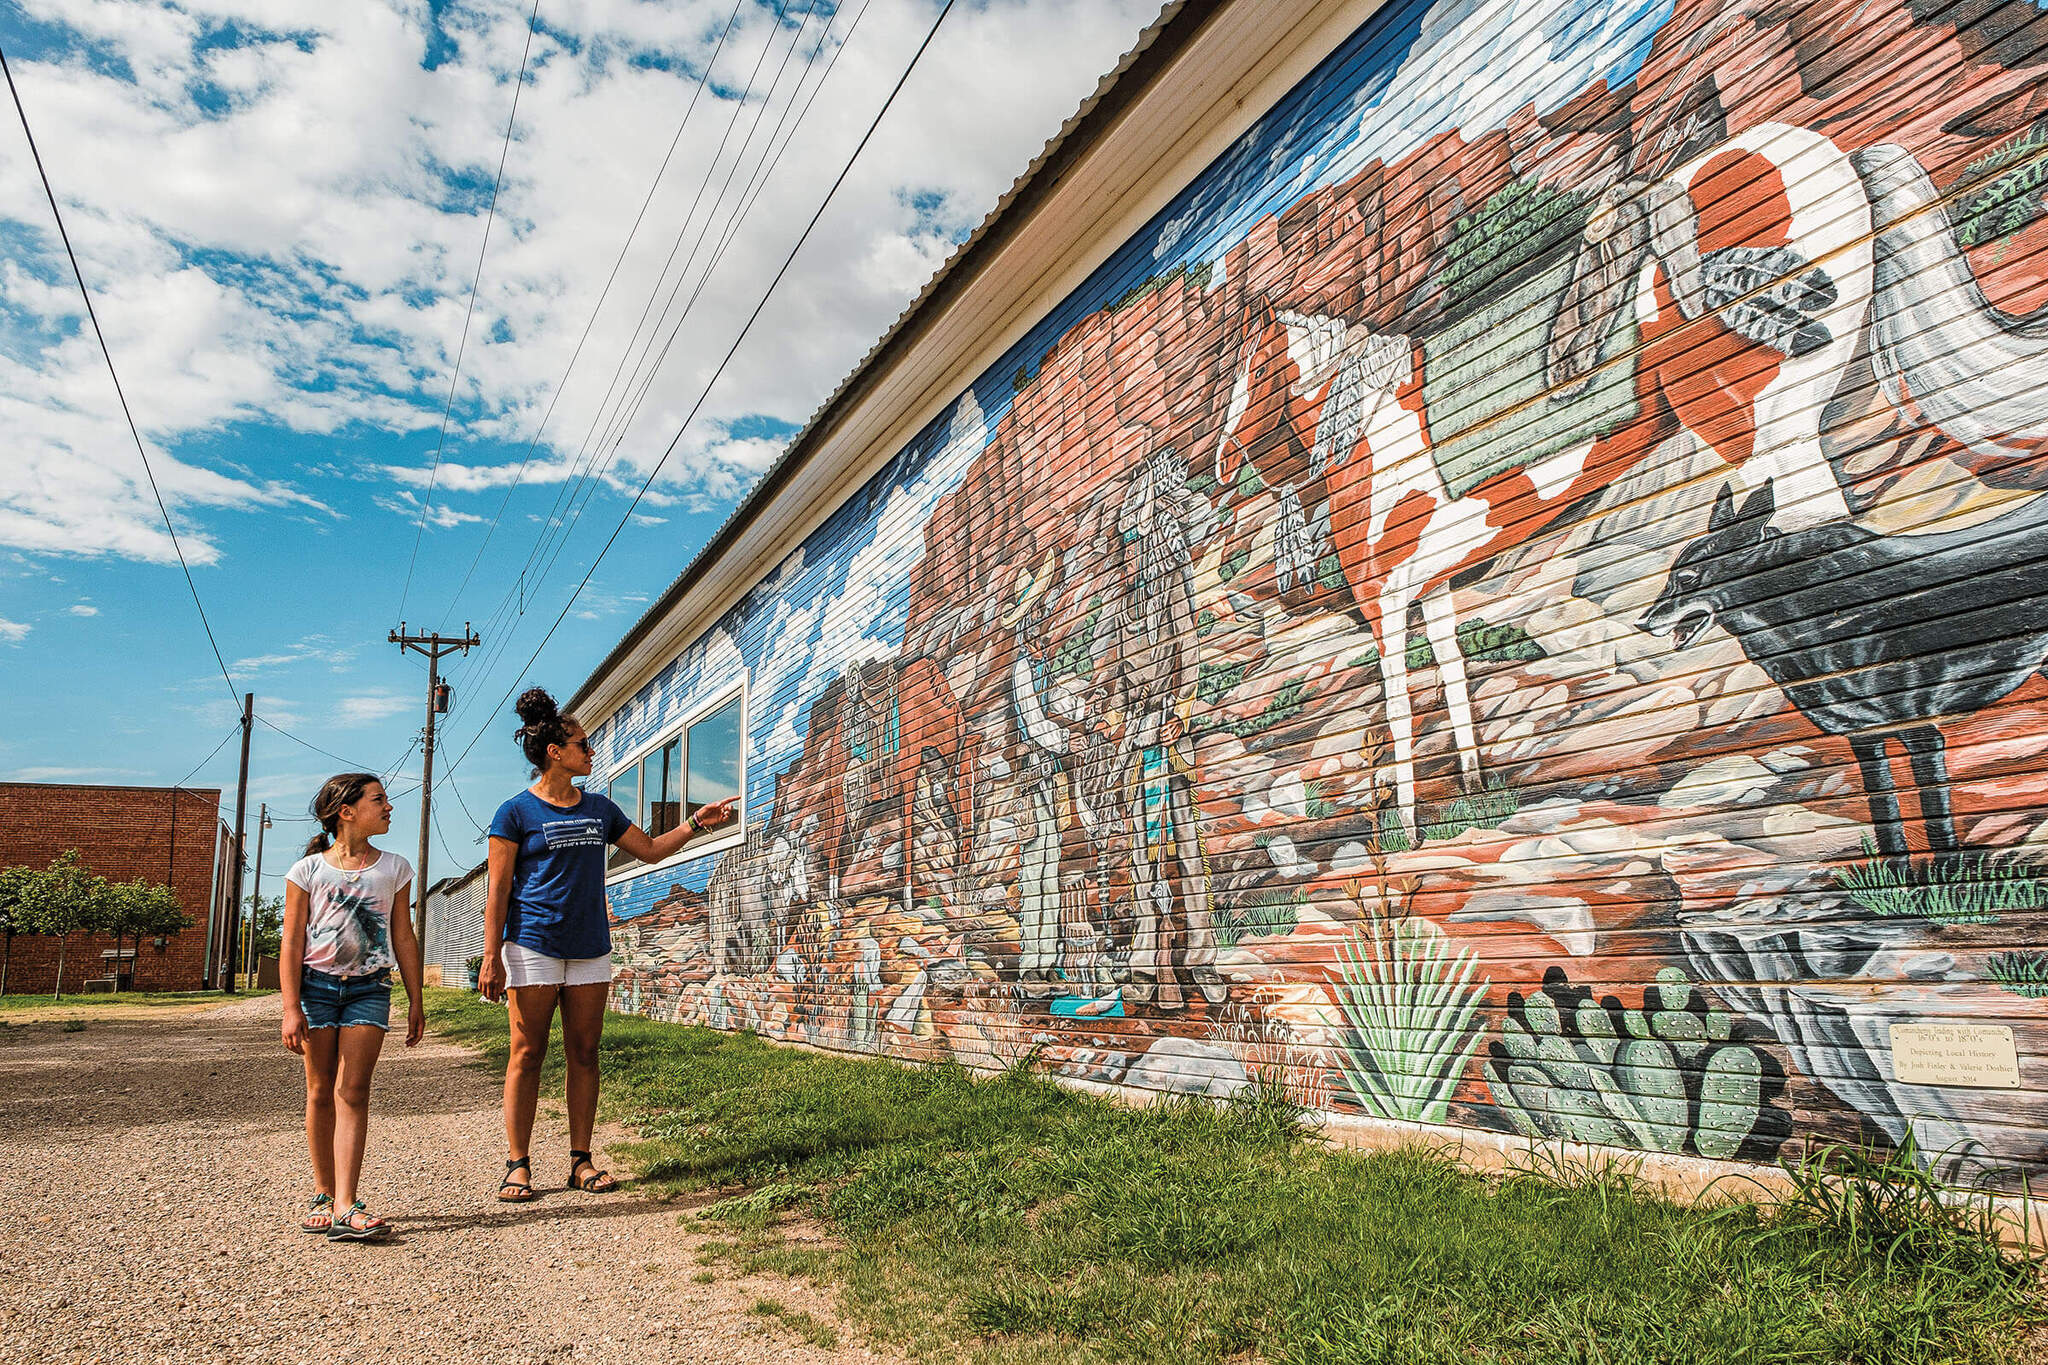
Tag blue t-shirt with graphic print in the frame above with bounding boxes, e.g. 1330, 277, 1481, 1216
489, 788, 632, 960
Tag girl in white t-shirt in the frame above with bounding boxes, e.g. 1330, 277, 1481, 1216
281, 773, 425, 1241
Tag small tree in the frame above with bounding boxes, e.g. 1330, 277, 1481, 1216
106, 878, 191, 991
242, 893, 284, 963
0, 865, 28, 996
15, 850, 115, 999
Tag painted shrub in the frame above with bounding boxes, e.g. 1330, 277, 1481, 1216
599, 0, 2048, 1187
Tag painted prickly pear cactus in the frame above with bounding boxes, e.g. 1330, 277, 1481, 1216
1484, 968, 1786, 1161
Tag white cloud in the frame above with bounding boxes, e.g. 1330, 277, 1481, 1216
375, 490, 484, 529
0, 618, 28, 642
66, 603, 97, 616
15, 764, 147, 781
333, 693, 414, 726
751, 390, 985, 769
231, 639, 356, 673
0, 0, 1160, 564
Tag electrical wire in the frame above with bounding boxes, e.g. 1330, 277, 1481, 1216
443, 0, 865, 730
440, 0, 960, 784
396, 0, 545, 621
467, 0, 810, 652
543, 0, 860, 572
434, 0, 753, 630
170, 724, 243, 791
255, 716, 382, 773
1, 44, 241, 708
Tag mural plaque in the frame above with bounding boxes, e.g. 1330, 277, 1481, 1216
1888, 1024, 2022, 1090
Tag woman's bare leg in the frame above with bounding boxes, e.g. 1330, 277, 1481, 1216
558, 983, 608, 1160
331, 1024, 387, 1209
503, 985, 560, 1189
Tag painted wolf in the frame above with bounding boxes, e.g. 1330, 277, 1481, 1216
1638, 482, 2048, 857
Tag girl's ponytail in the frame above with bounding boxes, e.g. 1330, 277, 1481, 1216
306, 773, 380, 856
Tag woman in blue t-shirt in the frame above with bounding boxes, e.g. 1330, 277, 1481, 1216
481, 686, 735, 1201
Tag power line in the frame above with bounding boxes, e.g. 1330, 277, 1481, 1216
171, 724, 243, 790
540, 0, 852, 572
441, 0, 959, 784
463, 0, 809, 656
255, 715, 382, 773
443, 0, 865, 730
396, 0, 545, 620
0, 43, 240, 707
435, 0, 753, 630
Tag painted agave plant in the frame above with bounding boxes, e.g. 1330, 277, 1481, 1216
1330, 910, 1489, 1124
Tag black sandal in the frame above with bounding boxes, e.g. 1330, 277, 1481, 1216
567, 1149, 618, 1193
498, 1155, 535, 1203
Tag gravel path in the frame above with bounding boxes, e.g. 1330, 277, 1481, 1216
0, 995, 902, 1365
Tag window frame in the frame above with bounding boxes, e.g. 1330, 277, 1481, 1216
602, 684, 747, 883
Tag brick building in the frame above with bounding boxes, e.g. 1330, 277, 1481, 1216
0, 782, 230, 993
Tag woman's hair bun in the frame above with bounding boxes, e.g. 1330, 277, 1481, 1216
515, 686, 559, 728
513, 685, 576, 775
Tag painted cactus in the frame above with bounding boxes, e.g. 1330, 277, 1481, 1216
1484, 967, 1782, 1160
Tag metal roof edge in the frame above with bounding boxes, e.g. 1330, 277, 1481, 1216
567, 0, 1214, 716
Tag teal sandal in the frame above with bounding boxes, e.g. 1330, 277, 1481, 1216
327, 1200, 390, 1242
300, 1192, 334, 1234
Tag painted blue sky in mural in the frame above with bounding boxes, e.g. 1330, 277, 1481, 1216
608, 0, 1681, 832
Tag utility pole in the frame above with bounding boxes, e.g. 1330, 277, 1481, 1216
222, 692, 253, 994
389, 623, 479, 946
244, 804, 270, 982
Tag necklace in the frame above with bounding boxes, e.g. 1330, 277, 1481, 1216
330, 848, 374, 882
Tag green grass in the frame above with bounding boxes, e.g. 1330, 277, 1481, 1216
1834, 843, 2048, 925
422, 988, 2040, 1365
1419, 776, 1523, 844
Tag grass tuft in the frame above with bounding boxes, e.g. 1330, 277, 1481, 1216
1834, 842, 2048, 924
1987, 950, 2048, 998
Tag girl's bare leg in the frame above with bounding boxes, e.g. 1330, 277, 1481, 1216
303, 1028, 340, 1197
331, 1024, 387, 1209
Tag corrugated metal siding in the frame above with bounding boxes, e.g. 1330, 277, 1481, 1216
426, 868, 489, 990
595, 0, 2048, 1188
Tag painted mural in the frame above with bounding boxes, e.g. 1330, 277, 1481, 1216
599, 0, 2048, 1188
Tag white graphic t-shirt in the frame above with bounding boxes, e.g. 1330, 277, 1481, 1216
285, 849, 414, 977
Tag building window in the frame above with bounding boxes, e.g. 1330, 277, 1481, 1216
686, 696, 742, 817
607, 762, 639, 875
648, 737, 683, 836
606, 690, 745, 877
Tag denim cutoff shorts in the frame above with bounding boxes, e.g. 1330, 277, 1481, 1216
300, 967, 392, 1030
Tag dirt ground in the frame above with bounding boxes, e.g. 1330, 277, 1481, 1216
0, 994, 902, 1365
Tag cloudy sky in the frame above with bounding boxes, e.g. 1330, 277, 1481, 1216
0, 0, 1159, 877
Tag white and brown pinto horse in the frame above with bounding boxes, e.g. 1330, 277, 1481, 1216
1215, 123, 1879, 840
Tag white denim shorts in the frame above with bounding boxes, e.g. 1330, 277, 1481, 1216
501, 940, 614, 990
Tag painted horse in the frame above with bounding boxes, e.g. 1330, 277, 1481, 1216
1216, 122, 2048, 840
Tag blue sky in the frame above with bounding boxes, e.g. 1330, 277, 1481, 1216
0, 0, 1159, 882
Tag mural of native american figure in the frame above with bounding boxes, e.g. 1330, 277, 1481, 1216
600, 0, 2048, 1189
